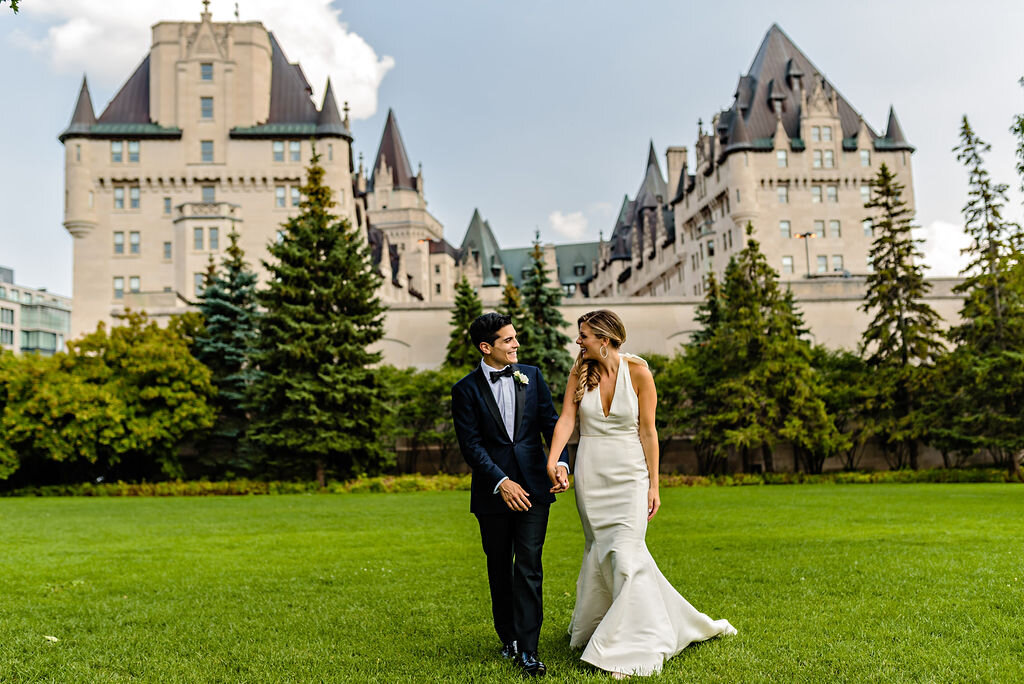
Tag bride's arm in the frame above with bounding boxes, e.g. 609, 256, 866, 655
546, 368, 579, 492
632, 360, 661, 520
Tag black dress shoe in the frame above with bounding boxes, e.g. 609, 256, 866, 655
517, 651, 546, 677
500, 640, 518, 659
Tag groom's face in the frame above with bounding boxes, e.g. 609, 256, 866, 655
482, 324, 519, 368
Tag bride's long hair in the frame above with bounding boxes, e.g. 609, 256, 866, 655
572, 309, 626, 404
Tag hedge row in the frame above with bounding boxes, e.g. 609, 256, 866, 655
0, 468, 1014, 498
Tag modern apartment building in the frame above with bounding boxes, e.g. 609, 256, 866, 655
0, 267, 72, 356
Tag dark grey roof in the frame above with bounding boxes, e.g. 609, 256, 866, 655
555, 241, 600, 285
635, 141, 667, 209
498, 247, 532, 288
718, 24, 878, 156
460, 209, 504, 287
879, 105, 914, 151
429, 238, 461, 261
98, 55, 152, 124
315, 78, 351, 138
266, 33, 317, 124
59, 76, 97, 142
368, 109, 417, 192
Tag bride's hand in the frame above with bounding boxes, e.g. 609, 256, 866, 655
647, 487, 660, 521
547, 463, 569, 493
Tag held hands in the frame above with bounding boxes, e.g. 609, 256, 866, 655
548, 463, 569, 494
647, 487, 661, 521
498, 479, 532, 512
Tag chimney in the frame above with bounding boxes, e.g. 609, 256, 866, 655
666, 146, 688, 201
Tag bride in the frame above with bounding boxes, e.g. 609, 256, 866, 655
546, 309, 736, 677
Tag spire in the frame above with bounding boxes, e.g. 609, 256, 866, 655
368, 109, 417, 192
647, 140, 658, 170
884, 105, 913, 149
725, 108, 753, 150
315, 78, 350, 138
59, 76, 97, 142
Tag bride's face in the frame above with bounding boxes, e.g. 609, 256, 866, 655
576, 322, 606, 360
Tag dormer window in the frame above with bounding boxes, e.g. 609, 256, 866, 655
573, 264, 586, 277
822, 126, 833, 142
811, 126, 821, 142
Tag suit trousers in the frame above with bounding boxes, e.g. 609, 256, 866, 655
475, 503, 550, 653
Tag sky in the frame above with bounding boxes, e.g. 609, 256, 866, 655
2, 0, 1023, 297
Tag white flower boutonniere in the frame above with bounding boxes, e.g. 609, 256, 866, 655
513, 370, 529, 386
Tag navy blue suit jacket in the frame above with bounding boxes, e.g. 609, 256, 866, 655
451, 363, 568, 515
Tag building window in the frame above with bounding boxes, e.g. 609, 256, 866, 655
573, 264, 586, 276
194, 273, 205, 296
863, 219, 874, 236
816, 255, 828, 273
822, 126, 833, 142
194, 227, 204, 250
779, 220, 791, 238
75, 144, 81, 162
434, 264, 440, 274
291, 186, 300, 207
114, 187, 125, 209
113, 277, 124, 299
201, 140, 214, 163
777, 185, 788, 204
860, 150, 871, 167
776, 150, 787, 168
273, 141, 284, 162
867, 255, 874, 272
163, 241, 172, 260
111, 141, 123, 163
209, 227, 219, 251
824, 150, 835, 168
128, 141, 140, 163
707, 239, 715, 258
811, 186, 822, 203
275, 186, 286, 207
202, 185, 215, 203
164, 197, 172, 214
201, 62, 213, 81
782, 256, 794, 274
830, 220, 841, 237
276, 230, 285, 243
113, 231, 125, 254
129, 231, 140, 254
201, 97, 214, 119
129, 276, 140, 293
827, 185, 838, 203
811, 126, 820, 142
860, 185, 871, 205
0, 328, 12, 346
0, 308, 12, 324
832, 255, 844, 272
129, 186, 140, 209
435, 283, 441, 294
289, 141, 301, 162
814, 220, 825, 238
328, 144, 333, 161
813, 150, 823, 168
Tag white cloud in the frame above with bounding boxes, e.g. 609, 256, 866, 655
12, 0, 393, 119
913, 220, 970, 277
548, 210, 588, 241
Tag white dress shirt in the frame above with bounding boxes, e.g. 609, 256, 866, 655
480, 358, 569, 494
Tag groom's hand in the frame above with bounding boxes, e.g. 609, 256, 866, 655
498, 479, 532, 511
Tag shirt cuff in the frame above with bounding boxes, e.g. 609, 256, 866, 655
493, 476, 509, 495
556, 462, 569, 473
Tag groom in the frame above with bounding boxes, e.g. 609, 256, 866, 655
451, 312, 569, 677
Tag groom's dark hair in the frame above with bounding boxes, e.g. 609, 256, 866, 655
470, 312, 513, 353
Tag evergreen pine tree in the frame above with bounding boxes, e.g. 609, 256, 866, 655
519, 236, 573, 391
246, 148, 388, 484
859, 163, 945, 469
497, 275, 528, 331
946, 116, 1024, 478
194, 229, 260, 476
444, 276, 483, 369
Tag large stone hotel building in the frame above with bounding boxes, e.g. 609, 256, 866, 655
61, 11, 925, 353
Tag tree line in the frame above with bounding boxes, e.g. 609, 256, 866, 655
1, 95, 1023, 487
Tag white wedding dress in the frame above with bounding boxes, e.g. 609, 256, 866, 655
568, 353, 736, 676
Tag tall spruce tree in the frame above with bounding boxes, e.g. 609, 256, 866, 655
519, 237, 573, 392
859, 163, 945, 469
246, 148, 388, 484
703, 225, 845, 473
946, 116, 1024, 478
445, 276, 483, 369
194, 229, 260, 476
497, 275, 528, 331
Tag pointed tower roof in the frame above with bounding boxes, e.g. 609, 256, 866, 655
459, 209, 504, 286
635, 142, 667, 209
98, 55, 152, 124
59, 76, 97, 142
267, 33, 318, 124
723, 108, 754, 154
368, 109, 417, 192
315, 78, 351, 138
881, 105, 914, 151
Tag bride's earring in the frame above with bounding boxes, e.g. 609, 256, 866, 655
599, 345, 608, 359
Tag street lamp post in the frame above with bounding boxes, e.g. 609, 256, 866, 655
795, 232, 814, 278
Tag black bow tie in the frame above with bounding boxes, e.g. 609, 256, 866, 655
489, 366, 514, 383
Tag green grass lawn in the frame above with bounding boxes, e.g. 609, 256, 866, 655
1, 485, 1022, 682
